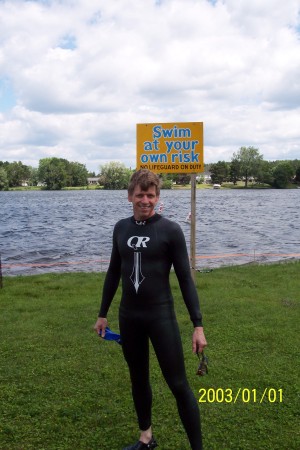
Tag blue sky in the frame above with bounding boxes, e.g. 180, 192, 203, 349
0, 0, 299, 173
0, 78, 16, 111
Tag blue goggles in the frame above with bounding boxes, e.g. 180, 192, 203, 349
99, 327, 122, 345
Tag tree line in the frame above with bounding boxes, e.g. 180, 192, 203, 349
0, 158, 89, 190
0, 147, 299, 191
208, 147, 300, 189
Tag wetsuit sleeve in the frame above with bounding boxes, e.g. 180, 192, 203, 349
98, 224, 121, 318
170, 224, 203, 327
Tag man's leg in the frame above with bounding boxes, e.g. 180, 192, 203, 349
119, 311, 152, 434
149, 311, 203, 450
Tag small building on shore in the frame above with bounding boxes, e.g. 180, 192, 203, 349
87, 177, 100, 185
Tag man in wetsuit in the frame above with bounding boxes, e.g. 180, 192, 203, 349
94, 169, 207, 450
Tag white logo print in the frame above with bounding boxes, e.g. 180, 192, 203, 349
127, 236, 150, 292
127, 236, 150, 249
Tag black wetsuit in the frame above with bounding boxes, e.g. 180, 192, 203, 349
99, 214, 203, 450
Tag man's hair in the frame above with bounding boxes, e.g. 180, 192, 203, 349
128, 169, 161, 196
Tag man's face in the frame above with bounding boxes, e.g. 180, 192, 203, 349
128, 185, 159, 221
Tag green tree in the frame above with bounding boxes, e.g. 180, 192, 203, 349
272, 162, 294, 188
28, 166, 39, 186
159, 173, 173, 189
6, 161, 31, 187
233, 146, 263, 187
285, 159, 299, 176
229, 158, 241, 185
0, 167, 9, 190
255, 160, 274, 186
295, 165, 300, 183
172, 173, 191, 185
99, 162, 132, 189
0, 161, 10, 170
38, 158, 68, 190
210, 161, 229, 185
67, 162, 88, 186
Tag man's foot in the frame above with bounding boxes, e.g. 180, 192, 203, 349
122, 436, 158, 450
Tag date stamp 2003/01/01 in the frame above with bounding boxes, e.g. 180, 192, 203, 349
199, 388, 283, 404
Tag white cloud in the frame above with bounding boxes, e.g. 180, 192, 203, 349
0, 0, 299, 172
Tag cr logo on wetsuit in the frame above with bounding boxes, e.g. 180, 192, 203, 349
127, 236, 150, 250
127, 236, 150, 293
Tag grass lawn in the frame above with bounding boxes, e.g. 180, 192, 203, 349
0, 262, 299, 449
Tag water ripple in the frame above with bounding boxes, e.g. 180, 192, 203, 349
0, 189, 299, 275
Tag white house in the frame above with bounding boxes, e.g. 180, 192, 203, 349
87, 177, 100, 185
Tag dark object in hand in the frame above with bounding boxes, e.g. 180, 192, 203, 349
196, 351, 209, 376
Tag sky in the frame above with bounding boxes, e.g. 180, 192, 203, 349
0, 0, 300, 173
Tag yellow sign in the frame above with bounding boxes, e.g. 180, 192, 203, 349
136, 122, 204, 173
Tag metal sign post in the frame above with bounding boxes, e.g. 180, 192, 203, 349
0, 253, 3, 288
190, 174, 196, 281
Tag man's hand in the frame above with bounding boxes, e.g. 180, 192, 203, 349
192, 327, 207, 354
94, 317, 108, 338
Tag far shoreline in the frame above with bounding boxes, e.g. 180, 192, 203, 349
5, 181, 299, 192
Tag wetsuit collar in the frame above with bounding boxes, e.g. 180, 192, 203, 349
131, 213, 162, 226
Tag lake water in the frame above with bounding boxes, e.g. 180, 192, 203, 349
0, 189, 299, 276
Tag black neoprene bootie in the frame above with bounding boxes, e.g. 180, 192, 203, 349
122, 436, 158, 450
